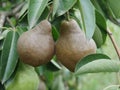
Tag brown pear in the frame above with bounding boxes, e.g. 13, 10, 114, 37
17, 20, 54, 66
55, 19, 96, 72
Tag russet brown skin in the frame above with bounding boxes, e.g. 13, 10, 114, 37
17, 20, 54, 66
55, 19, 96, 72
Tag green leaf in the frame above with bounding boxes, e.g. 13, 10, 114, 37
95, 10, 107, 30
16, 26, 27, 35
52, 26, 60, 41
93, 25, 107, 48
75, 60, 120, 75
103, 85, 120, 90
28, 0, 48, 29
46, 60, 61, 72
0, 40, 4, 51
19, 1, 29, 18
0, 31, 19, 83
107, 0, 120, 18
52, 75, 65, 90
78, 0, 95, 39
52, 0, 59, 18
93, 26, 103, 48
56, 0, 77, 16
90, 0, 105, 16
0, 30, 9, 40
93, 10, 107, 47
75, 53, 110, 71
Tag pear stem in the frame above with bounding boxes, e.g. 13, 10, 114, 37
66, 11, 70, 21
107, 28, 120, 60
46, 5, 53, 21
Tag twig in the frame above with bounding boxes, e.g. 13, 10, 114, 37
107, 28, 120, 85
0, 2, 24, 18
6, 17, 15, 31
0, 13, 6, 33
103, 85, 120, 90
107, 28, 120, 60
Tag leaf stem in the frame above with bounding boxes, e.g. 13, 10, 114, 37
107, 28, 120, 60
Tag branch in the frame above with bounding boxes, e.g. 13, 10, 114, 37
107, 28, 120, 60
0, 13, 6, 33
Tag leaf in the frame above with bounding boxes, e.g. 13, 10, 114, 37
93, 10, 107, 47
52, 0, 59, 18
28, 0, 48, 29
0, 31, 19, 83
46, 60, 61, 72
56, 0, 77, 16
78, 0, 95, 39
75, 60, 120, 75
0, 40, 4, 51
0, 82, 5, 90
0, 30, 9, 40
107, 0, 120, 18
93, 25, 107, 48
52, 26, 60, 41
16, 26, 27, 35
103, 85, 120, 90
19, 1, 29, 18
95, 10, 107, 30
75, 53, 110, 71
90, 0, 105, 16
52, 75, 65, 90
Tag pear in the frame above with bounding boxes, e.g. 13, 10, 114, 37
55, 19, 96, 72
5, 63, 40, 90
17, 20, 54, 66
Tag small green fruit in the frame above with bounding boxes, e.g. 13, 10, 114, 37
5, 63, 39, 90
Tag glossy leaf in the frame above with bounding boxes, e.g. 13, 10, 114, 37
0, 40, 4, 51
93, 26, 107, 48
52, 0, 59, 18
46, 60, 61, 72
52, 26, 60, 41
93, 11, 107, 47
90, 0, 104, 16
0, 31, 19, 83
78, 0, 95, 39
95, 10, 106, 30
107, 0, 120, 18
19, 1, 29, 18
28, 0, 48, 29
75, 53, 110, 71
93, 26, 103, 48
56, 0, 77, 16
75, 60, 120, 75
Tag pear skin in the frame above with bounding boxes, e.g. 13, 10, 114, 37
17, 20, 54, 66
55, 19, 96, 72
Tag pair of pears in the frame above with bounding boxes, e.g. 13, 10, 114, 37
17, 19, 96, 72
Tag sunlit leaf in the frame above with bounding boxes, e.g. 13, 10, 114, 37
0, 31, 19, 83
28, 0, 48, 29
19, 1, 29, 18
78, 0, 95, 39
46, 60, 61, 71
75, 53, 110, 71
52, 0, 59, 18
75, 60, 120, 75
56, 0, 77, 16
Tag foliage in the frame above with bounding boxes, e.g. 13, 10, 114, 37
0, 0, 120, 90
